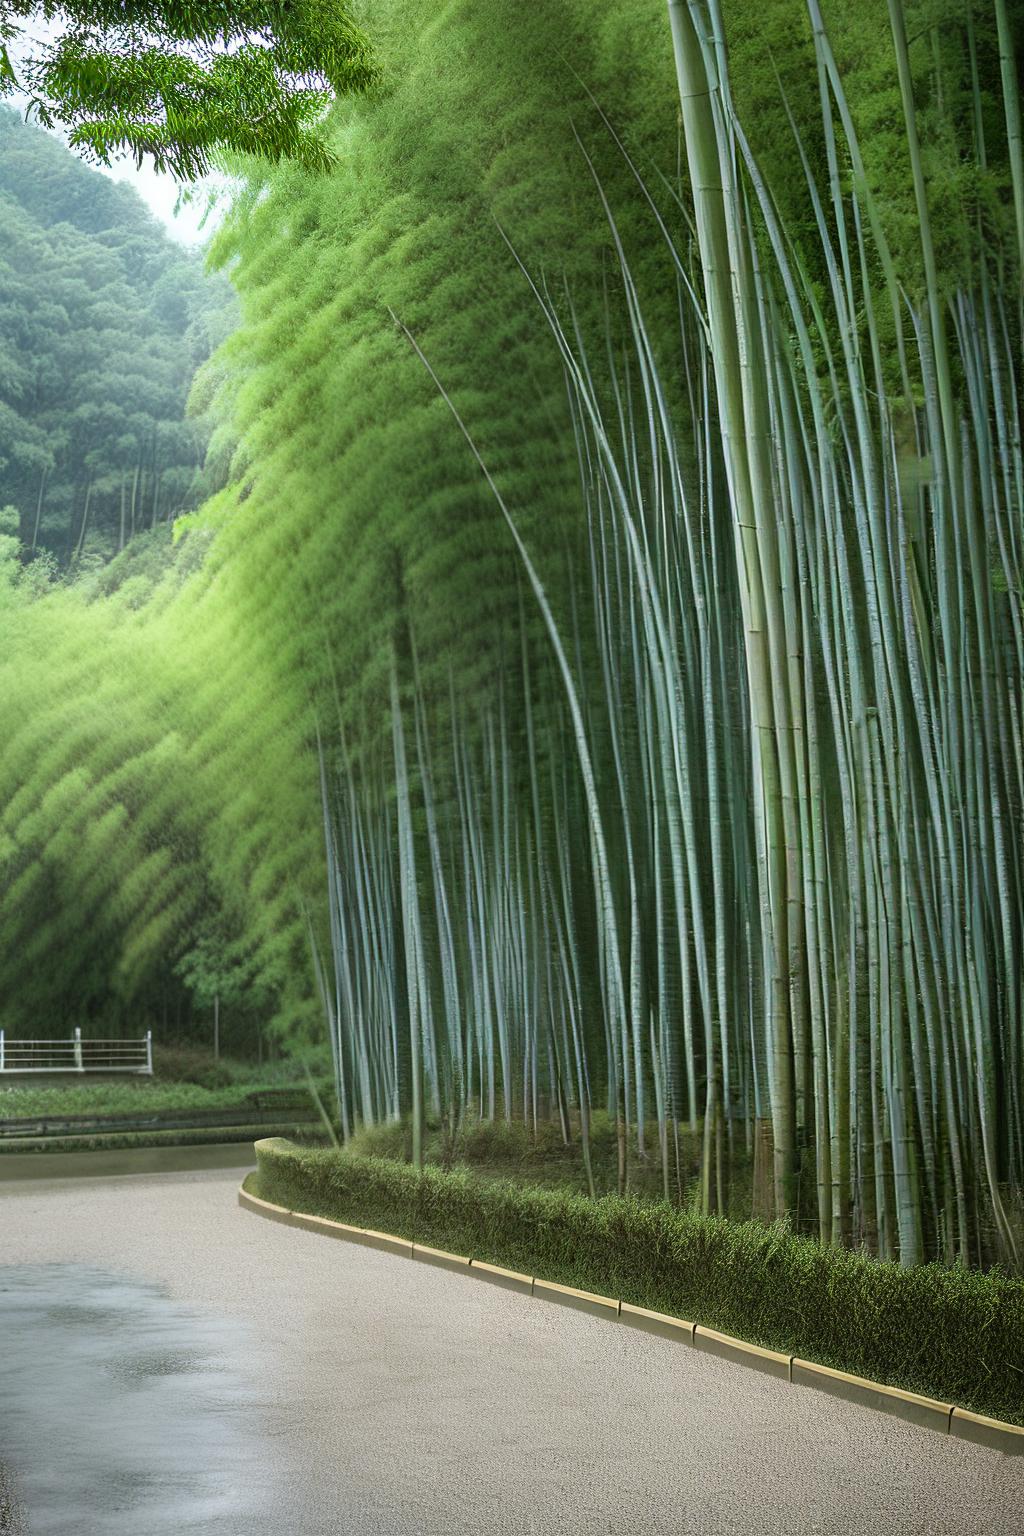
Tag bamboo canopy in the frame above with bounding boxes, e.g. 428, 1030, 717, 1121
313, 0, 1024, 1268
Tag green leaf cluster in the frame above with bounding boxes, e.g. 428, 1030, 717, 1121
1, 1, 378, 177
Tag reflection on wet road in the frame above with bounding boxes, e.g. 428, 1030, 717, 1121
0, 1266, 274, 1535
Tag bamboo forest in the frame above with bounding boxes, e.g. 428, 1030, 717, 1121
3, 0, 1024, 1288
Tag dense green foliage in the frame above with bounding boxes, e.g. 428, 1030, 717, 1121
197, 0, 1022, 1266
252, 1138, 1024, 1426
0, 120, 317, 1041
2, 0, 1022, 1284
0, 106, 235, 565
0, 533, 321, 1039
1, 1, 376, 176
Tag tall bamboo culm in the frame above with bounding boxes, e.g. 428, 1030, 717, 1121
315, 0, 1023, 1269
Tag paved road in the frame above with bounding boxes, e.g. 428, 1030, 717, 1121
3, 1166, 1021, 1534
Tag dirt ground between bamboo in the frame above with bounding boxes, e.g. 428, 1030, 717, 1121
5, 1166, 1022, 1535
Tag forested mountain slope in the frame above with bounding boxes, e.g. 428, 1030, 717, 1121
0, 113, 270, 1042
0, 107, 236, 567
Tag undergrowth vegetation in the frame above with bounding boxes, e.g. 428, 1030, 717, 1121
0, 1079, 307, 1121
0, 1044, 333, 1120
347, 1112, 755, 1216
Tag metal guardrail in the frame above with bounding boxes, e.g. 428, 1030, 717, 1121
0, 1029, 153, 1075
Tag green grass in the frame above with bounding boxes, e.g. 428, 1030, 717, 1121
0, 1045, 334, 1122
0, 1079, 313, 1120
252, 1137, 1024, 1428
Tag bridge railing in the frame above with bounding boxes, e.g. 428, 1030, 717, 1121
0, 1029, 153, 1075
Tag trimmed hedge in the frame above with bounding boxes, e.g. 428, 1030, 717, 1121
254, 1138, 1024, 1427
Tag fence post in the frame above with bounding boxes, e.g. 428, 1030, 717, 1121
0, 1029, 4, 1073
145, 1030, 153, 1075
73, 1027, 83, 1073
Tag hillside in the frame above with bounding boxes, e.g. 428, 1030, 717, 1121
0, 107, 235, 568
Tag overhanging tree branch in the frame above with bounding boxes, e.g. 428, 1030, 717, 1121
0, 1, 377, 177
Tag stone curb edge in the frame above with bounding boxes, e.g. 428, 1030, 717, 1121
237, 1183, 1024, 1457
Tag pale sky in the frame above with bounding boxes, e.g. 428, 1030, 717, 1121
99, 157, 224, 248
7, 14, 225, 247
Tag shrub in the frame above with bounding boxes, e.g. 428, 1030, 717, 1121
151, 1045, 234, 1089
253, 1138, 1024, 1427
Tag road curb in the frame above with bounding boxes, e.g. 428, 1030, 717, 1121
950, 1406, 1024, 1453
412, 1242, 471, 1273
619, 1301, 695, 1343
467, 1258, 533, 1294
694, 1324, 791, 1379
533, 1276, 620, 1318
791, 1358, 953, 1433
237, 1184, 1024, 1456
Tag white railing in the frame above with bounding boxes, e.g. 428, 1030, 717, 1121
0, 1028, 153, 1075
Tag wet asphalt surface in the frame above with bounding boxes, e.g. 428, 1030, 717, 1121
0, 1265, 269, 1534
1, 1163, 1022, 1534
